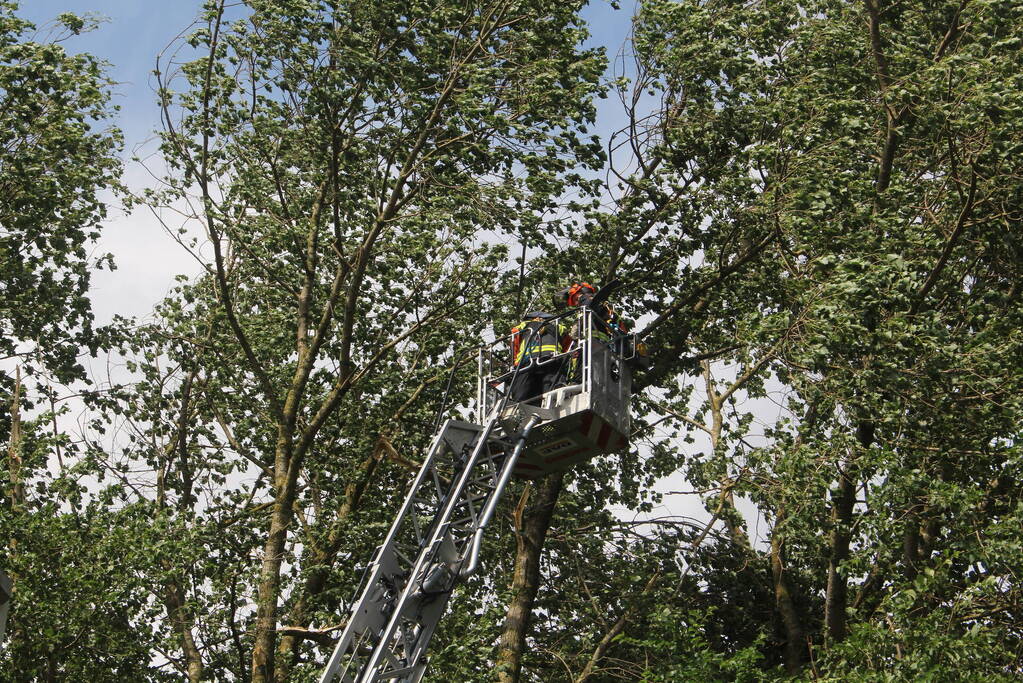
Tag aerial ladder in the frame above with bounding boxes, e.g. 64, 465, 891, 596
319, 307, 635, 683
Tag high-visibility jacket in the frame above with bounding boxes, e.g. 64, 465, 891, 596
511, 313, 569, 365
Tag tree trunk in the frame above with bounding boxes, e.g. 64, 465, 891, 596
166, 369, 204, 682
770, 505, 804, 675
824, 465, 855, 642
274, 449, 381, 682
165, 581, 205, 683
720, 485, 751, 551
902, 510, 922, 584
824, 420, 873, 642
251, 462, 298, 683
494, 472, 564, 683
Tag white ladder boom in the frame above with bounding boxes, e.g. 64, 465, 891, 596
319, 414, 539, 683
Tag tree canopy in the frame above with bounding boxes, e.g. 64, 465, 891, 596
3, 0, 1023, 681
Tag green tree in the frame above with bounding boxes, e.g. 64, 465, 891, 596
0, 3, 122, 389
138, 0, 605, 680
586, 0, 1023, 678
11, 0, 1023, 680
482, 0, 1023, 679
0, 4, 129, 679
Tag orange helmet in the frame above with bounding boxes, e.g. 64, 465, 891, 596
554, 282, 596, 309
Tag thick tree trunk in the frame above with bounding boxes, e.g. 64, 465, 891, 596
770, 506, 804, 675
720, 485, 751, 551
252, 467, 298, 683
494, 472, 564, 683
274, 449, 381, 682
159, 369, 204, 682
902, 511, 922, 584
824, 466, 855, 642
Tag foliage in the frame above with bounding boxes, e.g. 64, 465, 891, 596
0, 1, 121, 390
0, 417, 166, 681
121, 0, 607, 679
0, 4, 130, 679
625, 606, 768, 683
563, 0, 1023, 679
7, 0, 1023, 681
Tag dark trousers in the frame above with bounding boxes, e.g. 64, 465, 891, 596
509, 357, 563, 404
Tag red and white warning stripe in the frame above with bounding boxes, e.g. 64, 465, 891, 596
544, 411, 627, 465
513, 411, 628, 476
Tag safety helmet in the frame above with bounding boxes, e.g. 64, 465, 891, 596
556, 282, 596, 308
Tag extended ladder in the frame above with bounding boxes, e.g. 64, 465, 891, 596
318, 413, 539, 683
319, 307, 635, 682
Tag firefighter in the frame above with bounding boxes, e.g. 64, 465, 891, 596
554, 282, 629, 341
555, 282, 649, 377
509, 311, 571, 404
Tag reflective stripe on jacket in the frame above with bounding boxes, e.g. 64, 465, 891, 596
512, 314, 566, 364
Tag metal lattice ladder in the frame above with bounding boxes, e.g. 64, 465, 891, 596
319, 413, 539, 683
